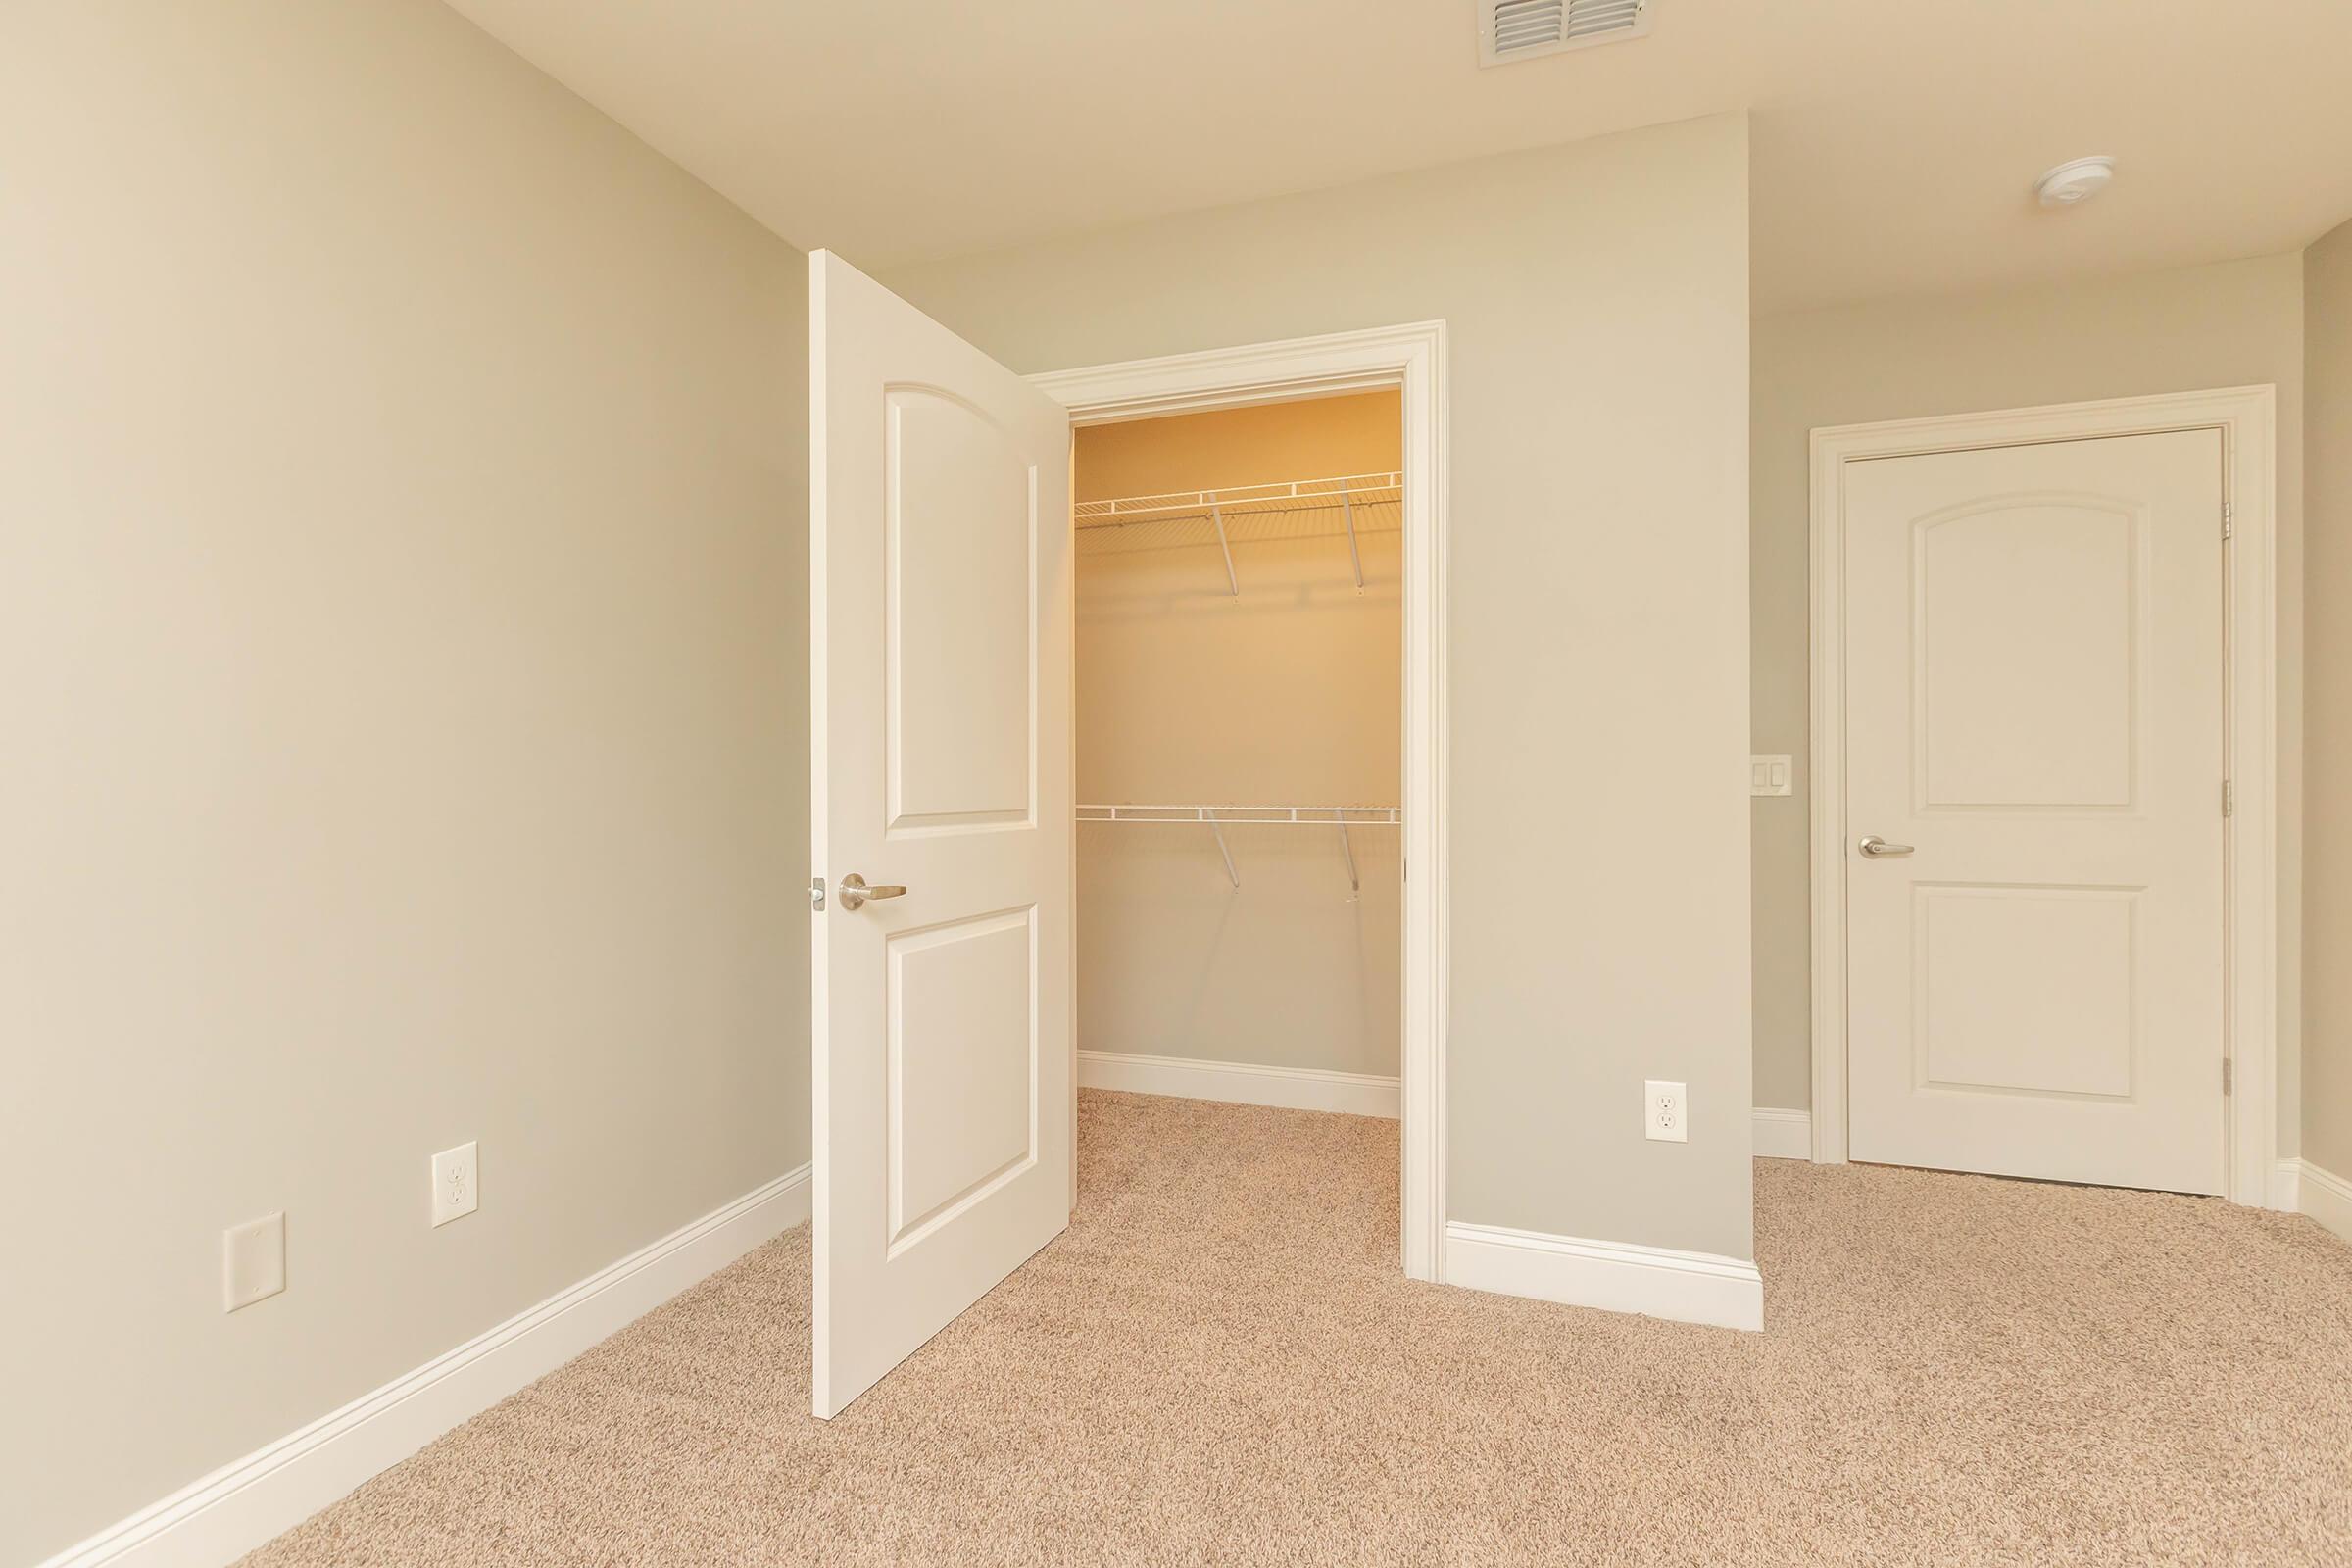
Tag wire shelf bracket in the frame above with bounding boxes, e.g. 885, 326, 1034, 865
1207, 499, 1239, 597
1202, 808, 1239, 887
1339, 482, 1364, 592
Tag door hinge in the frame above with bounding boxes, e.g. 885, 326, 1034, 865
2222, 779, 2234, 818
2223, 1057, 2233, 1095
2223, 500, 2233, 540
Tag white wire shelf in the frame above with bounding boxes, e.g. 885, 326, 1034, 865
1073, 470, 1403, 530
1077, 804, 1399, 894
1077, 804, 1399, 825
1074, 469, 1401, 595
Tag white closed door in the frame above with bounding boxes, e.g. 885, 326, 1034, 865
1844, 429, 2226, 1194
808, 251, 1072, 1418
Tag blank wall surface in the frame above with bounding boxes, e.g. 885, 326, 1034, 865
1076, 396, 1400, 1078
0, 4, 808, 1559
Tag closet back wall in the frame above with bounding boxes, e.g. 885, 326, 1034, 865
1076, 394, 1402, 1079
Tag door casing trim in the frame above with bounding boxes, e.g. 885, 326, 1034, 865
1032, 320, 1451, 1279
1808, 385, 2280, 1206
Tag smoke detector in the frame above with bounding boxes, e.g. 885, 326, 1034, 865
1479, 0, 1652, 67
2034, 157, 2116, 208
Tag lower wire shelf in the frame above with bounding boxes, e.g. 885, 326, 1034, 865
1075, 804, 1399, 892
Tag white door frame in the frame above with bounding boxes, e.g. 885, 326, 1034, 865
1031, 320, 1451, 1280
1808, 385, 2281, 1207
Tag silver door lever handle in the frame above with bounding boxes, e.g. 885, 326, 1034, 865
1857, 835, 1914, 858
836, 873, 907, 910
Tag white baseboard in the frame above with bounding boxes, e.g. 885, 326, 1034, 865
1444, 1220, 1763, 1332
1082, 1059, 1812, 1171
2299, 1158, 2352, 1245
1078, 1049, 1400, 1118
1085, 1059, 1814, 1170
2270, 1157, 2303, 1212
1751, 1107, 1811, 1160
40, 1164, 812, 1568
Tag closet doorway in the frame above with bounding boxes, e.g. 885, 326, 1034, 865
1035, 325, 1449, 1291
1071, 393, 1405, 1132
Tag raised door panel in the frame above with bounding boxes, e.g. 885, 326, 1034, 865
888, 909, 1038, 1253
888, 388, 1035, 831
1915, 499, 2143, 811
1916, 883, 2138, 1100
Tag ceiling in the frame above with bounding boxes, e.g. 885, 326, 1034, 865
444, 0, 2352, 314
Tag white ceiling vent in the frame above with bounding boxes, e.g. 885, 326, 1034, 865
1479, 0, 1651, 67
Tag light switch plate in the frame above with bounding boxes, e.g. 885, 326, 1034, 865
223, 1212, 286, 1312
431, 1142, 479, 1227
1749, 754, 1793, 797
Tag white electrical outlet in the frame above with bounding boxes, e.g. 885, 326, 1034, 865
431, 1142, 479, 1227
222, 1212, 286, 1312
1644, 1080, 1689, 1143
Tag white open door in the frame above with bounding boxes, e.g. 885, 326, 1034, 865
808, 251, 1072, 1419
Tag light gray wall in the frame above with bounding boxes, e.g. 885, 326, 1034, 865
0, 4, 808, 1559
886, 115, 1756, 1261
2306, 219, 2352, 1178
1749, 254, 2308, 1146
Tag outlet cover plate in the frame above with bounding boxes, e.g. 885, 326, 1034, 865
1644, 1080, 1689, 1143
431, 1142, 479, 1227
222, 1212, 286, 1312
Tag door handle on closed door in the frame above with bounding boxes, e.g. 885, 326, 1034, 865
836, 873, 906, 911
1857, 835, 1914, 858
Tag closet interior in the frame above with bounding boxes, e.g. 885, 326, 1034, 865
1074, 390, 1404, 1103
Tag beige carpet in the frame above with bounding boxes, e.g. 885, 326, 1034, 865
242, 1091, 2352, 1566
